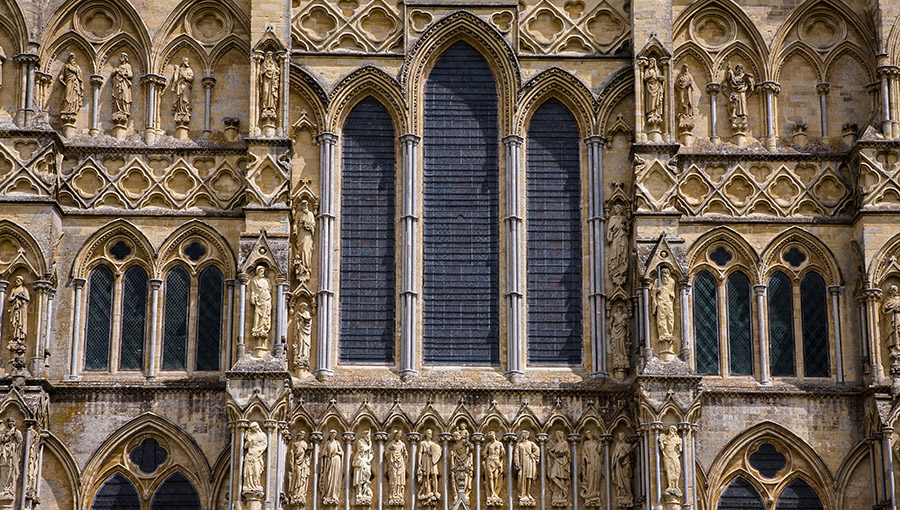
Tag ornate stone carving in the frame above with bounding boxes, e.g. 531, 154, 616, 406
7, 276, 28, 375
580, 430, 602, 507
242, 422, 268, 500
321, 430, 344, 506
111, 52, 133, 126
0, 418, 21, 500
652, 267, 677, 360
547, 431, 570, 507
417, 429, 441, 505
607, 201, 629, 289
292, 301, 312, 369
170, 57, 194, 125
675, 64, 699, 141
611, 432, 635, 509
658, 426, 681, 498
259, 51, 282, 134
24, 429, 38, 500
59, 53, 84, 126
641, 58, 664, 133
483, 431, 504, 506
294, 199, 316, 283
884, 285, 900, 356
449, 425, 473, 499
353, 430, 374, 505
724, 62, 754, 135
513, 431, 539, 506
250, 265, 272, 349
609, 301, 632, 379
286, 431, 311, 506
385, 430, 408, 506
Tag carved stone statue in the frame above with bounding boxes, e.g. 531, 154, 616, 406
724, 62, 754, 133
321, 430, 344, 506
483, 431, 504, 506
59, 53, 84, 121
658, 426, 681, 497
171, 57, 194, 123
580, 430, 602, 507
884, 285, 900, 352
260, 51, 281, 119
675, 64, 699, 128
514, 431, 539, 506
642, 58, 664, 126
652, 266, 677, 358
294, 200, 316, 282
286, 431, 311, 506
0, 418, 21, 499
547, 431, 570, 507
242, 422, 268, 498
353, 430, 374, 505
25, 431, 38, 499
417, 429, 441, 505
610, 301, 632, 377
385, 430, 408, 506
607, 203, 629, 288
8, 276, 28, 343
293, 301, 312, 368
611, 432, 635, 508
449, 426, 473, 498
250, 265, 272, 342
111, 52, 133, 124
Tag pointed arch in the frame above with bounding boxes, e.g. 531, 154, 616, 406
42, 32, 97, 75
96, 32, 149, 74
207, 35, 252, 73
824, 41, 875, 82
156, 219, 236, 280
157, 34, 211, 76
41, 0, 151, 65
515, 67, 595, 138
327, 65, 408, 134
833, 440, 871, 510
888, 12, 900, 65
42, 432, 82, 510
402, 10, 520, 134
673, 0, 768, 78
0, 0, 28, 53
71, 219, 155, 279
674, 42, 716, 82
712, 41, 766, 84
0, 220, 49, 277
595, 66, 633, 135
768, 0, 875, 68
150, 0, 250, 71
773, 42, 825, 84
866, 228, 900, 285
760, 227, 841, 285
687, 226, 760, 282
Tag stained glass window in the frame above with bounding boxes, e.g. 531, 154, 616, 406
150, 472, 201, 510
84, 264, 114, 370
774, 478, 824, 510
800, 272, 830, 377
129, 437, 168, 474
727, 271, 753, 376
693, 270, 719, 374
91, 473, 140, 510
747, 442, 786, 478
767, 271, 796, 376
119, 266, 148, 371
162, 267, 189, 371
196, 266, 223, 371
717, 476, 764, 510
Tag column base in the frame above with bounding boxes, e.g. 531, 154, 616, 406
399, 369, 419, 382
63, 374, 82, 382
112, 124, 128, 140
315, 368, 334, 382
504, 370, 525, 384
678, 132, 693, 146
732, 133, 748, 147
757, 379, 773, 387
143, 129, 158, 144
709, 136, 720, 144
588, 370, 609, 379
765, 134, 778, 151
175, 123, 189, 141
61, 123, 77, 138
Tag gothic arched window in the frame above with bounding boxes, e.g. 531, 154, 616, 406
91, 473, 141, 510
693, 270, 719, 375
162, 266, 190, 371
162, 264, 225, 373
84, 264, 115, 371
774, 478, 824, 510
727, 271, 753, 376
84, 263, 149, 372
800, 272, 830, 377
196, 266, 224, 371
149, 472, 201, 510
767, 271, 796, 377
717, 476, 765, 510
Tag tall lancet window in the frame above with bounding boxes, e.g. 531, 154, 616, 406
526, 98, 583, 365
340, 97, 396, 364
423, 41, 500, 364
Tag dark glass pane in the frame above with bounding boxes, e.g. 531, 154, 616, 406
727, 271, 753, 376
162, 267, 189, 371
717, 476, 764, 510
119, 266, 147, 371
109, 241, 132, 261
747, 442, 786, 478
91, 473, 140, 510
693, 271, 719, 374
423, 41, 499, 365
129, 437, 168, 474
768, 271, 796, 376
150, 472, 201, 510
784, 247, 806, 267
774, 478, 824, 510
801, 272, 830, 377
196, 266, 223, 371
526, 98, 582, 365
710, 246, 732, 266
84, 265, 114, 371
184, 241, 206, 261
339, 97, 396, 364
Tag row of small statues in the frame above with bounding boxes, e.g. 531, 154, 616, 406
259, 426, 637, 509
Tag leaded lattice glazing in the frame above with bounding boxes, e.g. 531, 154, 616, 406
162, 267, 189, 371
196, 266, 223, 371
693, 270, 719, 375
800, 272, 830, 377
767, 271, 796, 377
84, 264, 114, 371
773, 478, 824, 510
129, 437, 168, 474
727, 271, 753, 376
120, 266, 148, 371
149, 472, 201, 510
91, 473, 141, 510
717, 476, 765, 510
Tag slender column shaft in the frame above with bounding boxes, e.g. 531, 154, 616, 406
505, 434, 518, 510
236, 275, 248, 359
567, 435, 580, 510
678, 425, 690, 509
236, 423, 248, 508
818, 84, 829, 136
690, 425, 699, 510
202, 77, 215, 134
883, 72, 893, 137
652, 424, 661, 507
858, 296, 870, 367
316, 133, 338, 379
679, 284, 691, 362
24, 62, 34, 113
503, 135, 524, 380
225, 280, 235, 369
344, 432, 356, 510
148, 280, 162, 377
66, 279, 84, 380
228, 424, 236, 510
408, 434, 419, 510
400, 134, 420, 378
586, 136, 608, 377
19, 426, 31, 509
148, 83, 157, 129
641, 427, 651, 510
276, 282, 287, 352
828, 286, 843, 382
90, 75, 102, 135
375, 433, 387, 510
440, 434, 451, 510
311, 433, 322, 510
884, 430, 896, 510
867, 289, 885, 381
472, 434, 483, 510
754, 285, 771, 385
43, 289, 55, 359
641, 285, 651, 358
602, 436, 611, 510
706, 83, 720, 142
871, 439, 881, 503
765, 91, 774, 137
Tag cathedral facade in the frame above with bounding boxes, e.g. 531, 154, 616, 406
0, 0, 892, 508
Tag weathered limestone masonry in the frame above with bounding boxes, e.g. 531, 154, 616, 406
0, 0, 895, 508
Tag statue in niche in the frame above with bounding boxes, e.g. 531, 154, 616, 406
417, 429, 441, 505
8, 276, 28, 344
242, 422, 268, 497
293, 200, 316, 283
250, 265, 272, 341
651, 266, 676, 357
513, 431, 539, 506
884, 285, 900, 353
675, 64, 699, 129
321, 430, 344, 506
170, 57, 194, 123
111, 52, 133, 124
580, 430, 602, 507
607, 202, 629, 288
658, 426, 681, 497
259, 51, 281, 119
59, 53, 84, 119
483, 431, 504, 506
286, 431, 311, 506
292, 301, 312, 369
24, 432, 38, 499
353, 430, 374, 505
611, 432, 635, 508
547, 431, 570, 507
610, 301, 632, 377
450, 426, 473, 498
724, 62, 754, 133
641, 58, 664, 126
0, 418, 21, 499
385, 430, 408, 506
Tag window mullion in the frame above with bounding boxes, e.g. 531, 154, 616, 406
110, 272, 124, 374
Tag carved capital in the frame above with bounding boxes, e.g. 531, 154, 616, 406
237, 272, 250, 284
202, 76, 217, 89
141, 73, 167, 88
470, 433, 485, 443
757, 81, 781, 95
32, 280, 51, 293
584, 135, 608, 148
534, 433, 548, 444
503, 432, 518, 443
828, 285, 842, 296
877, 65, 900, 78
12, 53, 39, 66
90, 74, 104, 88
753, 284, 767, 297
866, 288, 884, 302
374, 431, 389, 442
816, 82, 830, 95
676, 422, 691, 434
310, 431, 325, 443
342, 431, 357, 442
236, 419, 250, 431
650, 422, 664, 432
406, 432, 422, 443
438, 432, 452, 444
399, 133, 421, 145
566, 433, 582, 444
502, 134, 524, 147
317, 132, 338, 146
149, 279, 163, 291
599, 434, 613, 446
